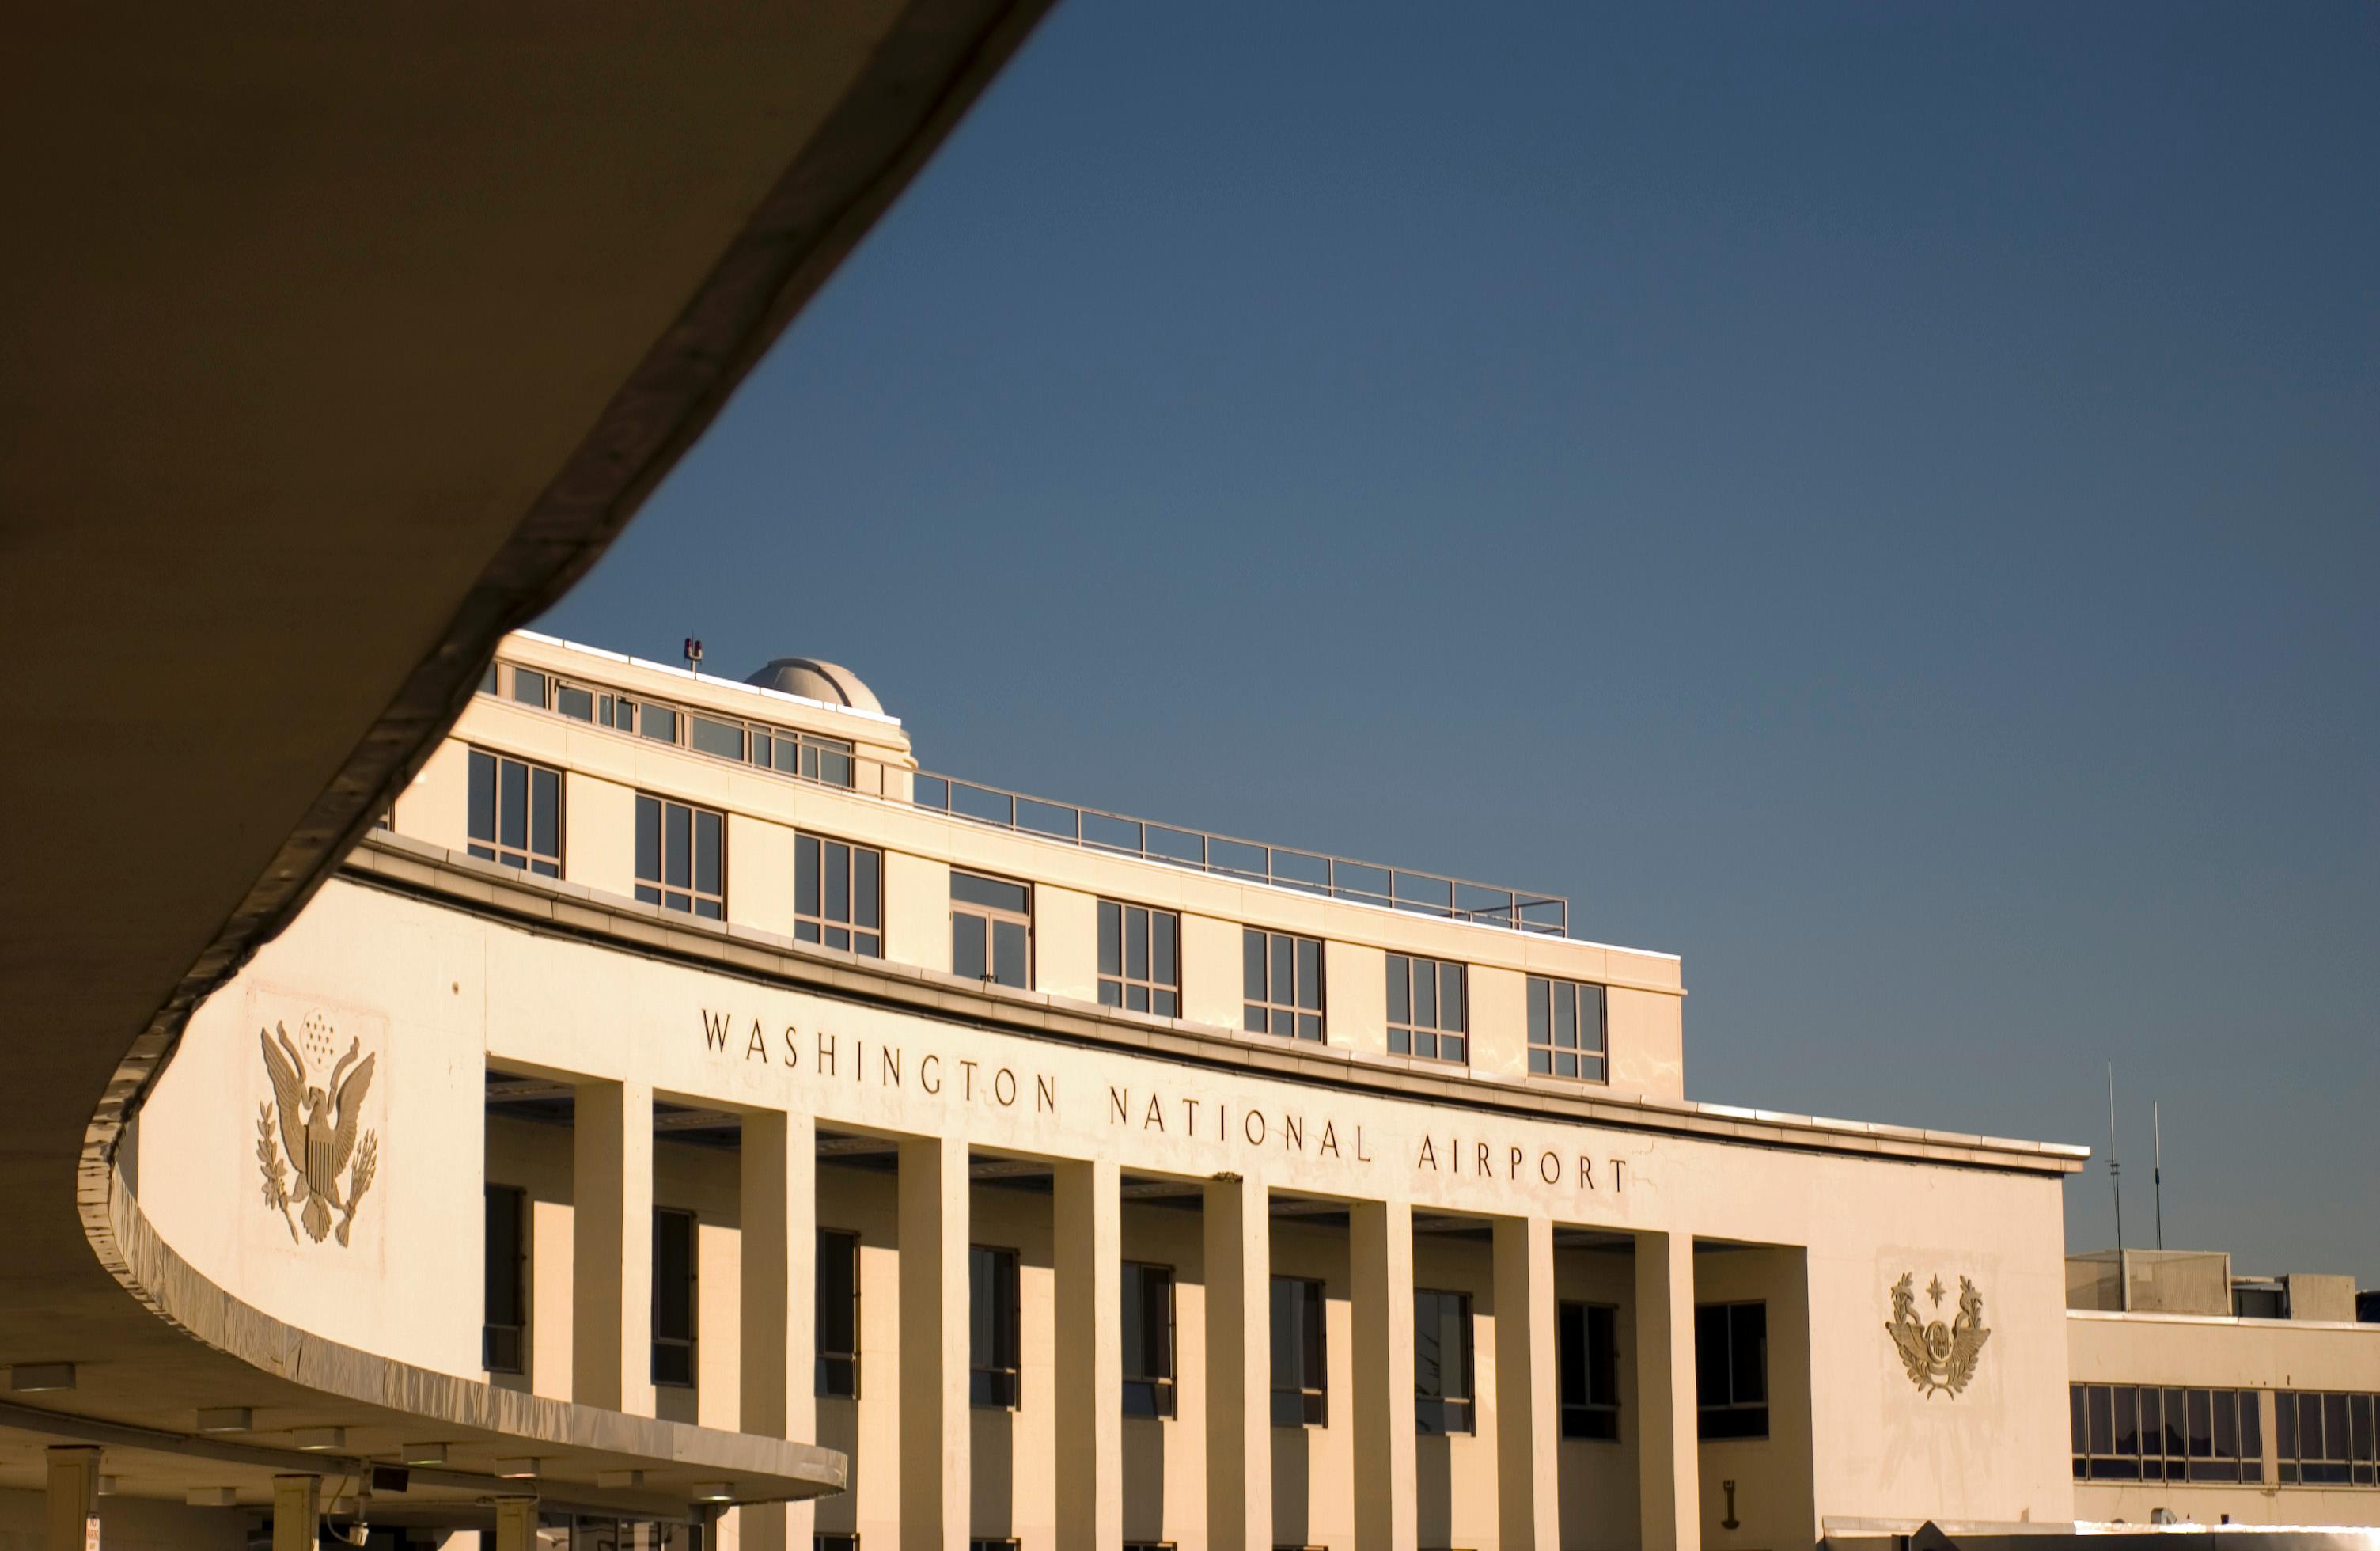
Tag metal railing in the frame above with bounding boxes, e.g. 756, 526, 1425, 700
485, 659, 1571, 937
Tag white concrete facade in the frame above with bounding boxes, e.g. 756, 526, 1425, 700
123, 631, 2110, 1547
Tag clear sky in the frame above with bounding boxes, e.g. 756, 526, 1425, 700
540, 2, 2380, 1280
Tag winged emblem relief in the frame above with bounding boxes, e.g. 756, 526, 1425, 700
1886, 1270, 1990, 1397
256, 1014, 378, 1246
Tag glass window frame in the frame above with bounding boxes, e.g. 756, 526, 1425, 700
797, 834, 884, 958
2276, 1389, 2377, 1487
1526, 976, 1609, 1083
952, 871, 1033, 990
1270, 1276, 1328, 1428
635, 792, 726, 919
1121, 1261, 1178, 1418
2068, 1383, 2265, 1482
467, 748, 564, 878
1387, 954, 1469, 1065
817, 1227, 861, 1400
1099, 900, 1181, 1018
1695, 1300, 1769, 1440
1413, 1287, 1475, 1435
969, 1244, 1022, 1409
1557, 1300, 1620, 1442
1243, 928, 1325, 1042
651, 1206, 698, 1390
483, 1183, 527, 1375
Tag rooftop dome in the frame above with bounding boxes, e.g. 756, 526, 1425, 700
742, 657, 885, 716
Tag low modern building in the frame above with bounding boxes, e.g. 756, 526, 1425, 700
2067, 1250, 2380, 1528
99, 628, 2136, 1549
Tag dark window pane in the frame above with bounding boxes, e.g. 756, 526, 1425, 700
1440, 961, 1465, 1030
953, 919, 987, 980
1099, 982, 1123, 1007
1295, 937, 1321, 1009
690, 716, 744, 759
642, 704, 677, 743
665, 803, 691, 887
1153, 911, 1177, 987
1098, 902, 1121, 976
1296, 1013, 1321, 1041
512, 669, 546, 707
1412, 959, 1436, 1028
695, 810, 721, 896
1554, 984, 1577, 1049
1155, 989, 1177, 1018
824, 842, 850, 923
2115, 1386, 2139, 1456
951, 871, 1029, 913
1243, 931, 1266, 1001
796, 836, 820, 917
499, 759, 528, 848
1696, 1306, 1731, 1409
993, 920, 1028, 988
635, 795, 660, 883
1272, 935, 1294, 1008
2189, 1390, 2212, 1457
1582, 984, 1607, 1052
556, 684, 593, 721
2212, 1390, 2237, 1461
1127, 984, 1148, 1012
531, 768, 559, 859
468, 750, 496, 844
1557, 1304, 1587, 1409
1528, 979, 1549, 1046
1125, 907, 1148, 980
855, 846, 881, 929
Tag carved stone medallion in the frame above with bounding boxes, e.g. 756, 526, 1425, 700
256, 1013, 379, 1247
1886, 1269, 1990, 1397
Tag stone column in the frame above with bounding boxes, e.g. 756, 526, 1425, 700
1053, 1157, 1121, 1551
44, 1446, 99, 1551
493, 1496, 539, 1551
741, 1108, 818, 1551
1203, 1171, 1271, 1551
1493, 1213, 1560, 1551
573, 1078, 654, 1414
898, 1133, 969, 1551
1350, 1197, 1417, 1551
1635, 1228, 1700, 1551
271, 1474, 321, 1551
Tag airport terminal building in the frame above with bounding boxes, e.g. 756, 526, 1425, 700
92, 631, 2374, 1549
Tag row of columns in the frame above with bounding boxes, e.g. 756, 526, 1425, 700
563, 1083, 1709, 1551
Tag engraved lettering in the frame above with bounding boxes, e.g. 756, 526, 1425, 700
702, 1010, 731, 1052
817, 1032, 836, 1078
1110, 1086, 1130, 1124
961, 1060, 979, 1100
1540, 1150, 1561, 1185
995, 1067, 1018, 1107
920, 1053, 942, 1095
1145, 1095, 1165, 1132
881, 1045, 901, 1087
1243, 1109, 1267, 1146
1282, 1114, 1303, 1152
746, 1022, 769, 1063
1417, 1136, 1439, 1171
1037, 1074, 1056, 1114
1319, 1121, 1341, 1159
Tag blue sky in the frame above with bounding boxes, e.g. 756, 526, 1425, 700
540, 1, 2380, 1280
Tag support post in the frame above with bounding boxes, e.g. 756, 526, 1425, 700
1635, 1228, 1701, 1551
1203, 1172, 1271, 1551
494, 1496, 539, 1551
1350, 1197, 1417, 1551
271, 1474, 321, 1551
1054, 1157, 1122, 1551
44, 1446, 99, 1551
573, 1077, 655, 1414
898, 1133, 970, 1551
1493, 1212, 1560, 1551
741, 1108, 818, 1551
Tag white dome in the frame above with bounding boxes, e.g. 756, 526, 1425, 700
742, 657, 884, 716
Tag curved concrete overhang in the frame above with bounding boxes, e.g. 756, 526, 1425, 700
0, 0, 1053, 1519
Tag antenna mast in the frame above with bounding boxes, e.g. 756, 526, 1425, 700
2154, 1100, 2164, 1251
2109, 1063, 2125, 1310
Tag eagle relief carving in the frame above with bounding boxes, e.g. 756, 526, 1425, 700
1886, 1270, 1990, 1397
256, 1014, 378, 1247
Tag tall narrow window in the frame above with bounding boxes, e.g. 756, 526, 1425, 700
467, 750, 563, 876
1388, 956, 1468, 1064
1243, 929, 1324, 1041
652, 1208, 697, 1388
970, 1245, 1021, 1408
483, 1185, 525, 1375
1558, 1302, 1619, 1440
952, 872, 1031, 989
1271, 1276, 1327, 1427
798, 836, 883, 957
1695, 1301, 1768, 1439
1121, 1262, 1177, 1416
1099, 902, 1180, 1015
817, 1228, 860, 1398
1528, 976, 1608, 1083
1414, 1289, 1473, 1433
635, 794, 723, 918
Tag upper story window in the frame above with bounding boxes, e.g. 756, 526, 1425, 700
483, 1184, 526, 1375
1121, 1261, 1177, 1417
798, 836, 882, 957
753, 726, 855, 787
651, 1207, 697, 1388
468, 750, 562, 876
952, 871, 1030, 988
635, 794, 723, 918
1695, 1301, 1768, 1439
1414, 1289, 1474, 1434
1100, 902, 1179, 1016
1271, 1276, 1327, 1427
2278, 1390, 2375, 1486
2074, 1382, 2266, 1482
1528, 976, 1607, 1083
817, 1227, 859, 1398
970, 1245, 1021, 1408
1558, 1302, 1618, 1441
1388, 955, 1467, 1064
1244, 930, 1323, 1041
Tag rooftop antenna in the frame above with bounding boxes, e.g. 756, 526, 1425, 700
2109, 1063, 2126, 1310
2153, 1100, 2164, 1252
683, 637, 704, 676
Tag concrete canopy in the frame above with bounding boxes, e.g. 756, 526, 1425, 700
0, 0, 1053, 1524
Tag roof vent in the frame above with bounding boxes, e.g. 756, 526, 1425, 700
743, 657, 884, 716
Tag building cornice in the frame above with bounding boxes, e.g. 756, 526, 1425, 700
344, 831, 2088, 1179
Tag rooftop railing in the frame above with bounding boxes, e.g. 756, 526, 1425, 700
483, 658, 1571, 937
